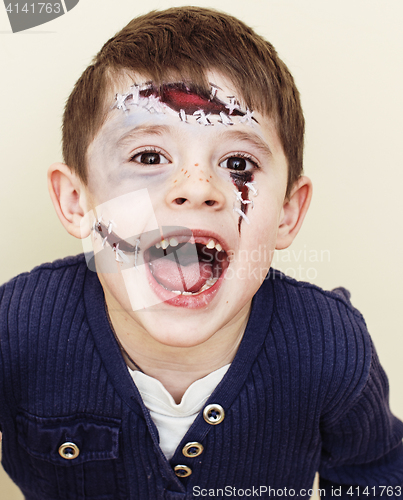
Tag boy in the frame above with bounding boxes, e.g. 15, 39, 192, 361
0, 6, 402, 499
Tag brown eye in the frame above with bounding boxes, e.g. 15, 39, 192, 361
131, 151, 169, 165
227, 157, 246, 170
219, 156, 256, 171
140, 153, 161, 164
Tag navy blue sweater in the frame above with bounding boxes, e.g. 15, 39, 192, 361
0, 255, 402, 499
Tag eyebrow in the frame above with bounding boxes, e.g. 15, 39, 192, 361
217, 129, 273, 158
116, 123, 272, 158
116, 124, 171, 149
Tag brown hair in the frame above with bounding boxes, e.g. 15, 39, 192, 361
62, 6, 304, 197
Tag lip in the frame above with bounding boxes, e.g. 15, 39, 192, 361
144, 228, 230, 309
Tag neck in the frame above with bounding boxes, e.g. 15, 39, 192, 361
105, 298, 251, 404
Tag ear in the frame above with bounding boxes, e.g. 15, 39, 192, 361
276, 176, 313, 250
47, 163, 91, 239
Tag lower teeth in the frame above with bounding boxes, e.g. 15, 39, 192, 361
171, 277, 219, 296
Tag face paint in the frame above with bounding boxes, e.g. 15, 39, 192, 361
81, 189, 217, 311
231, 171, 259, 233
92, 219, 138, 263
114, 82, 257, 127
83, 73, 286, 320
114, 81, 259, 235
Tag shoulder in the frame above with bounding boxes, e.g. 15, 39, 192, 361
1, 254, 87, 285
263, 269, 373, 414
266, 269, 368, 340
268, 268, 363, 320
0, 254, 89, 319
0, 255, 94, 383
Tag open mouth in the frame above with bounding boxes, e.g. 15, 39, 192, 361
144, 233, 229, 305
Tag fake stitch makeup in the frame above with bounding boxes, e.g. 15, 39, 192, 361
114, 82, 258, 127
231, 172, 258, 233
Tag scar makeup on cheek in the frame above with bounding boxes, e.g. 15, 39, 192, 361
81, 190, 159, 272
231, 172, 258, 233
80, 190, 232, 311
92, 216, 140, 266
114, 82, 258, 127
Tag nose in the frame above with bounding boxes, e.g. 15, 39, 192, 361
167, 167, 226, 210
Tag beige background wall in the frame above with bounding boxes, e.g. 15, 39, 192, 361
0, 0, 402, 497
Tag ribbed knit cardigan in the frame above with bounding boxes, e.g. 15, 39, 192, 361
0, 255, 402, 500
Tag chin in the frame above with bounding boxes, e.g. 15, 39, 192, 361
148, 323, 217, 348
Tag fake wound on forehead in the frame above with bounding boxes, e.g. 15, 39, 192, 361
114, 82, 257, 126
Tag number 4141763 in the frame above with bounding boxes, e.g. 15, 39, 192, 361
347, 486, 401, 496
5, 3, 62, 14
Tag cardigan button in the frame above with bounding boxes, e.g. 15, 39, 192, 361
203, 404, 225, 425
58, 442, 80, 460
182, 442, 204, 458
174, 465, 192, 478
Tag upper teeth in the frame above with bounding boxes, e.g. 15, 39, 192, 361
154, 237, 223, 252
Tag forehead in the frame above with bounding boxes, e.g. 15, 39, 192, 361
91, 76, 280, 147
108, 79, 257, 128
88, 73, 283, 169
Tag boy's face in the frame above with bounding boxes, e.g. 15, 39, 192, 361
82, 73, 292, 347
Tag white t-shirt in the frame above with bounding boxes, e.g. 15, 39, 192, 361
129, 364, 230, 460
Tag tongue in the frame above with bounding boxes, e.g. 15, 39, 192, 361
151, 259, 213, 292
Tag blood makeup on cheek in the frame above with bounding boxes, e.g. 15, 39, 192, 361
231, 171, 254, 234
